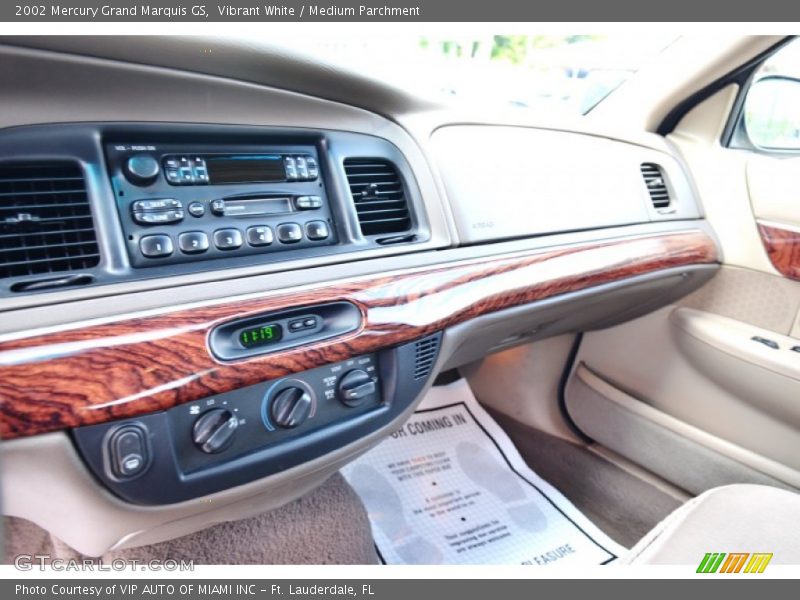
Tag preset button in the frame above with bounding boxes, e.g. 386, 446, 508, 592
179, 231, 210, 254
306, 220, 330, 241
213, 228, 243, 250
247, 226, 274, 247
139, 234, 174, 258
277, 223, 303, 244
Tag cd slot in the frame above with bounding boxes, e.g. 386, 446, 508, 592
221, 196, 293, 218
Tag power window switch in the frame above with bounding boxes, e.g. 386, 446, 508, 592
751, 336, 779, 350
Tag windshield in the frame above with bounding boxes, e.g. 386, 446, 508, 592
271, 34, 679, 115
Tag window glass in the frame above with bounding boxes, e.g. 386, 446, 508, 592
744, 39, 800, 149
265, 34, 678, 115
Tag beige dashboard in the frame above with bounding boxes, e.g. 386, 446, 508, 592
0, 36, 716, 555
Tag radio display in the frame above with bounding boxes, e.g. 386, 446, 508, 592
206, 155, 286, 184
238, 323, 283, 349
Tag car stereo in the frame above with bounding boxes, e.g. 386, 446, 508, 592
105, 142, 337, 268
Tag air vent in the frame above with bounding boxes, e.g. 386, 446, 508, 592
640, 163, 671, 209
0, 161, 99, 281
413, 335, 441, 381
343, 158, 411, 236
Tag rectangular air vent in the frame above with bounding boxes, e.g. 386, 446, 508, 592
0, 161, 99, 281
640, 163, 671, 209
414, 335, 441, 380
343, 158, 411, 236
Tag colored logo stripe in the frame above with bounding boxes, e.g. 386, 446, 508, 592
744, 553, 773, 573
697, 553, 725, 573
697, 552, 773, 573
719, 553, 749, 573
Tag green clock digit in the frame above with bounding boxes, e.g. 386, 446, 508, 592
239, 323, 283, 349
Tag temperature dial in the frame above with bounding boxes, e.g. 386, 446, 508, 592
270, 386, 312, 429
192, 408, 238, 454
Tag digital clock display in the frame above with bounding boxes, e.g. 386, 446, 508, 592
238, 323, 283, 349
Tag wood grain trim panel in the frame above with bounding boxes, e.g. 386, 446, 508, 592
0, 230, 718, 439
758, 222, 800, 281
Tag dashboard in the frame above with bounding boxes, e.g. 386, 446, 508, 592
0, 37, 720, 555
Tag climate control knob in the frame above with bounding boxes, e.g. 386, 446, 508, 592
125, 154, 160, 186
337, 369, 376, 407
192, 408, 238, 454
270, 386, 312, 429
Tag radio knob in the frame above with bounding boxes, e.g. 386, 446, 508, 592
270, 386, 312, 429
192, 408, 238, 454
337, 369, 376, 407
125, 154, 160, 186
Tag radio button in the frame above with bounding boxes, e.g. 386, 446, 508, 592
140, 235, 174, 258
295, 195, 322, 210
132, 198, 182, 212
179, 231, 210, 254
165, 167, 181, 184
285, 156, 298, 180
296, 156, 309, 180
247, 225, 274, 247
188, 202, 206, 218
192, 158, 209, 184
306, 157, 319, 179
277, 223, 303, 244
305, 220, 330, 241
133, 209, 184, 225
179, 165, 194, 184
214, 228, 244, 250
210, 199, 226, 216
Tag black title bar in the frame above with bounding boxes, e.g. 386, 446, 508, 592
3, 1, 800, 21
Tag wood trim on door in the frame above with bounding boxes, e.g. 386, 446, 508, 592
758, 222, 800, 281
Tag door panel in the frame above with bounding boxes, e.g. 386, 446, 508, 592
566, 74, 800, 492
573, 304, 800, 479
565, 363, 799, 493
671, 308, 800, 431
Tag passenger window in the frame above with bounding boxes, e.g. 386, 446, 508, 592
742, 39, 800, 150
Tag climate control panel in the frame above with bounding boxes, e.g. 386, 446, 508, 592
171, 354, 381, 474
72, 334, 442, 505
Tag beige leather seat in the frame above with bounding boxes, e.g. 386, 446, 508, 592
626, 484, 800, 564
